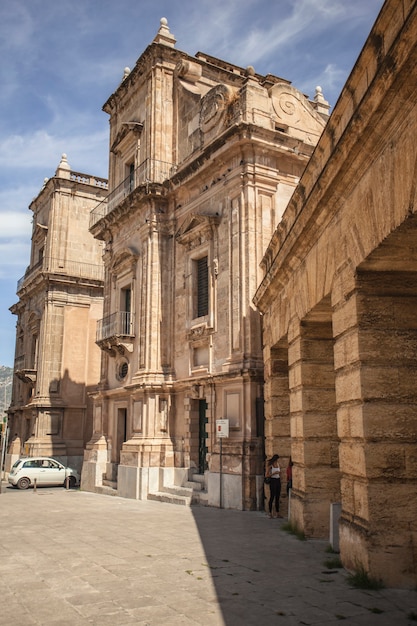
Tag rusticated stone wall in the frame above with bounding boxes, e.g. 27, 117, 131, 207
255, 0, 417, 587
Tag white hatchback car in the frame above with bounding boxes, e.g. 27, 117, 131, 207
8, 457, 79, 490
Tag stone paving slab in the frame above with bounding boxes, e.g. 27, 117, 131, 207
0, 482, 416, 625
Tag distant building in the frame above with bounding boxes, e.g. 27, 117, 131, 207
0, 367, 13, 417
6, 156, 107, 473
254, 0, 417, 587
81, 19, 328, 508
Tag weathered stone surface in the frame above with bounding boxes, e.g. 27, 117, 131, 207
84, 19, 326, 510
7, 156, 107, 473
254, 0, 417, 587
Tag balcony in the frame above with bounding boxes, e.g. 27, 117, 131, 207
90, 158, 175, 229
16, 259, 43, 291
15, 367, 37, 385
96, 311, 135, 356
13, 355, 37, 385
14, 355, 25, 371
16, 257, 104, 292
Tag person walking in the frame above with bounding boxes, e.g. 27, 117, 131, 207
265, 454, 282, 518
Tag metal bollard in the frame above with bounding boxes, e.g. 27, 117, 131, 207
33, 478, 37, 493
65, 475, 69, 490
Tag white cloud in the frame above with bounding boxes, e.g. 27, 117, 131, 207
0, 0, 384, 369
0, 2, 34, 53
0, 240, 30, 278
228, 0, 373, 66
321, 63, 349, 95
0, 128, 109, 177
0, 212, 32, 239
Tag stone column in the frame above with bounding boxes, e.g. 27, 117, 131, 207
288, 307, 340, 538
264, 341, 290, 461
334, 268, 417, 587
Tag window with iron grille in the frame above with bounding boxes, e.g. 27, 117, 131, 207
195, 256, 209, 318
120, 286, 132, 335
128, 162, 135, 192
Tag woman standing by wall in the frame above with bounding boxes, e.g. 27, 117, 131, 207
265, 454, 282, 518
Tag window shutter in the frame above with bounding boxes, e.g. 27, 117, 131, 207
197, 257, 209, 317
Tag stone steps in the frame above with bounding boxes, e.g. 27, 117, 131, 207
189, 473, 209, 506
147, 473, 208, 507
147, 489, 191, 506
94, 474, 209, 506
95, 485, 119, 497
191, 490, 209, 506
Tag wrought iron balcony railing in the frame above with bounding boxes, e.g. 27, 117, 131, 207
90, 158, 175, 229
96, 311, 135, 343
16, 257, 104, 292
14, 355, 25, 370
13, 356, 37, 384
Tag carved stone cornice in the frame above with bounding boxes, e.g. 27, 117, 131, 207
110, 121, 143, 155
15, 369, 37, 385
176, 213, 220, 249
96, 338, 134, 357
186, 324, 214, 342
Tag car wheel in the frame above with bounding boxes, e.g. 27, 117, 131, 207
17, 477, 30, 490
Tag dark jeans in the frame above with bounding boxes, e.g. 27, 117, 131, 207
268, 478, 281, 513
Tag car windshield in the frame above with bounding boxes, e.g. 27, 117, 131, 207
12, 460, 22, 469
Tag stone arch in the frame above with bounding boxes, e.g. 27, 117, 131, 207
335, 216, 417, 586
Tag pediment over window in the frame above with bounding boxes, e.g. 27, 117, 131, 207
110, 246, 139, 275
111, 121, 144, 155
176, 213, 220, 248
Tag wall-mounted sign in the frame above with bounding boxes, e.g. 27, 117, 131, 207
216, 419, 229, 438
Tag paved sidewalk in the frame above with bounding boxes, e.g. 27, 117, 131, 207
0, 483, 416, 625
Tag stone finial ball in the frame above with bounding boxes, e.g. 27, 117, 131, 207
160, 17, 168, 26
315, 86, 323, 94
246, 65, 255, 76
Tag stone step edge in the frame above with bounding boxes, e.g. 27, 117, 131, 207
147, 491, 191, 506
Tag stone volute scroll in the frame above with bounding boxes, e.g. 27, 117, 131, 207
269, 82, 326, 144
200, 84, 233, 134
175, 59, 203, 96
176, 59, 202, 84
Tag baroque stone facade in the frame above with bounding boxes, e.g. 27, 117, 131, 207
7, 155, 107, 473
254, 0, 417, 587
81, 19, 329, 508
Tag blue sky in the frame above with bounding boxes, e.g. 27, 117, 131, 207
0, 0, 384, 366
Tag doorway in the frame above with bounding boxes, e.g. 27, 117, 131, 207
198, 399, 208, 474
116, 408, 127, 464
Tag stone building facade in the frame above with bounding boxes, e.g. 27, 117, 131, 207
254, 0, 417, 587
81, 19, 329, 508
7, 155, 107, 473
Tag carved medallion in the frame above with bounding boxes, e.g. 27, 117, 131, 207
200, 84, 231, 133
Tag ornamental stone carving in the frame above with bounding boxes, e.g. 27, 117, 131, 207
176, 213, 220, 250
200, 84, 232, 133
269, 82, 326, 143
175, 59, 202, 83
